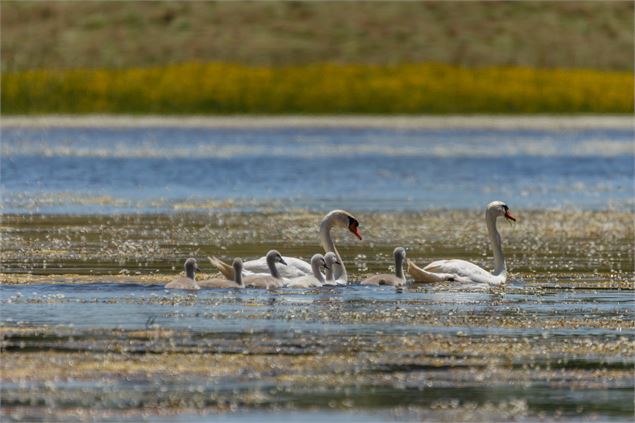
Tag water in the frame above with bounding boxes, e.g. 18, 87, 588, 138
1, 118, 633, 421
1, 282, 633, 421
2, 124, 633, 213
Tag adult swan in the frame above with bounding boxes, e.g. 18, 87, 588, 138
407, 201, 516, 284
209, 209, 362, 281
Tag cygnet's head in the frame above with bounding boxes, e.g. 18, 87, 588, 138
393, 247, 406, 261
323, 210, 363, 240
487, 201, 516, 222
324, 251, 340, 269
266, 250, 287, 265
311, 253, 327, 270
184, 258, 200, 273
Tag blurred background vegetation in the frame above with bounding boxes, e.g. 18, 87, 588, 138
2, 1, 633, 114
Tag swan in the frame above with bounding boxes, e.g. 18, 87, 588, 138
285, 254, 328, 288
165, 258, 200, 290
208, 209, 362, 281
243, 250, 287, 289
318, 209, 361, 284
361, 247, 407, 286
198, 258, 244, 289
407, 201, 516, 284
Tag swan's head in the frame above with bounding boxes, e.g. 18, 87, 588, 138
311, 253, 327, 270
324, 209, 363, 240
487, 201, 516, 222
232, 257, 243, 273
184, 258, 200, 273
324, 251, 341, 269
393, 247, 406, 260
266, 249, 287, 265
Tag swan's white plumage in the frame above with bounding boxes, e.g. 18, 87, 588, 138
208, 210, 361, 282
408, 201, 515, 285
424, 259, 501, 284
242, 256, 311, 278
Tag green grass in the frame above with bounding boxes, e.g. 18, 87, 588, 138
2, 62, 632, 115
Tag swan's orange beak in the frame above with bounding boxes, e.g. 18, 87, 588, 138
349, 224, 363, 240
504, 210, 516, 222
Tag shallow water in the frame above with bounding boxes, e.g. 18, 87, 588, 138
1, 118, 633, 421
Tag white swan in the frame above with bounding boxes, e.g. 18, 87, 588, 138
407, 201, 516, 285
242, 250, 287, 289
285, 254, 328, 288
198, 258, 244, 289
165, 258, 200, 290
318, 209, 361, 284
361, 247, 407, 287
208, 209, 362, 281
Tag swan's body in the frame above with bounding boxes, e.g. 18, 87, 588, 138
285, 254, 328, 288
198, 258, 244, 289
243, 250, 287, 289
165, 258, 200, 290
408, 201, 515, 285
361, 247, 407, 287
208, 210, 362, 282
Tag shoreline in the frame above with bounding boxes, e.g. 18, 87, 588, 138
2, 115, 633, 130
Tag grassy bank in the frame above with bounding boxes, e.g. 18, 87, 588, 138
2, 62, 632, 115
2, 2, 632, 72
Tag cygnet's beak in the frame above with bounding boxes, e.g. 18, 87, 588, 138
279, 257, 287, 266
504, 210, 516, 222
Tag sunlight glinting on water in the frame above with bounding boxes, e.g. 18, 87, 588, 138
1, 133, 632, 158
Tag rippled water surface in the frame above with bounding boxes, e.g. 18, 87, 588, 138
2, 123, 633, 213
1, 118, 633, 422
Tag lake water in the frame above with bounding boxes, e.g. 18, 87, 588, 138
2, 121, 633, 213
1, 117, 633, 422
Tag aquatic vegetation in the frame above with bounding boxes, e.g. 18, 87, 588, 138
2, 62, 632, 114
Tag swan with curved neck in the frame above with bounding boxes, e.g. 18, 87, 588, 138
285, 254, 329, 288
198, 258, 244, 289
361, 247, 407, 286
208, 210, 362, 281
319, 209, 362, 284
407, 201, 515, 285
165, 258, 201, 290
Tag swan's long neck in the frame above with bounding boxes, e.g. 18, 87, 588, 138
266, 254, 280, 279
319, 216, 346, 281
486, 211, 506, 277
312, 260, 325, 283
394, 255, 404, 279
